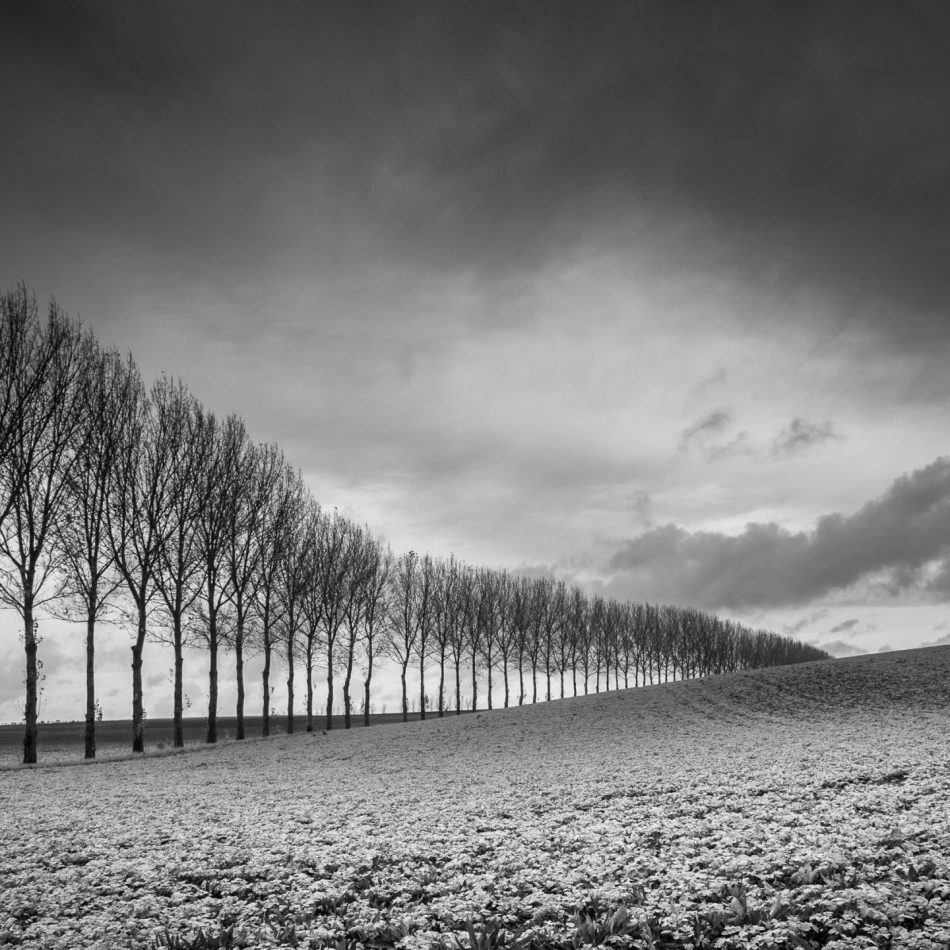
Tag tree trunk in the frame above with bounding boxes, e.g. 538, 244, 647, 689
438, 651, 445, 717
503, 665, 509, 708
419, 654, 426, 721
306, 641, 314, 732
235, 615, 245, 741
23, 599, 38, 765
455, 659, 462, 715
343, 635, 356, 729
363, 637, 374, 727
487, 662, 493, 710
343, 651, 354, 730
400, 665, 408, 722
325, 643, 334, 731
173, 616, 184, 748
207, 620, 218, 744
84, 603, 97, 760
131, 605, 146, 753
286, 630, 295, 735
262, 634, 271, 737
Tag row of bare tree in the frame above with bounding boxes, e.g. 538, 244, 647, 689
1, 285, 829, 764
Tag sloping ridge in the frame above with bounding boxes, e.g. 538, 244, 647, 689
300, 642, 950, 767
426, 641, 950, 730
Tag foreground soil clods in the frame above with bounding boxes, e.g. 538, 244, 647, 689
1, 646, 949, 949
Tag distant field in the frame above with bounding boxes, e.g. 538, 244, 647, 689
1, 646, 949, 949
0, 712, 442, 768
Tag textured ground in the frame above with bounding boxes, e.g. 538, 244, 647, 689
0, 713, 436, 769
1, 646, 949, 949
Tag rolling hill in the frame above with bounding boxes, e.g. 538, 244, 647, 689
1, 645, 948, 948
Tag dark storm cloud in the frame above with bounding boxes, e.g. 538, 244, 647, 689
607, 457, 950, 610
678, 410, 732, 452
4, 1, 950, 358
783, 610, 828, 636
771, 419, 842, 456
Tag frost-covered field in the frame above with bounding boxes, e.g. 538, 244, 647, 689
2, 647, 949, 950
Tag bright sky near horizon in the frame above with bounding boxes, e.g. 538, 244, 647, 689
2, 1, 950, 723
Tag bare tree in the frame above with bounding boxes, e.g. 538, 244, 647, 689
226, 439, 283, 740
428, 557, 455, 717
443, 557, 468, 715
315, 509, 352, 731
359, 539, 392, 726
489, 570, 516, 707
55, 345, 139, 758
460, 565, 482, 710
250, 446, 290, 737
540, 579, 565, 700
275, 470, 311, 735
150, 382, 206, 748
412, 553, 435, 719
109, 374, 182, 753
193, 413, 244, 744
565, 587, 588, 696
340, 525, 374, 729
298, 504, 329, 733
590, 595, 606, 692
475, 569, 499, 709
386, 550, 424, 722
526, 579, 546, 703
0, 302, 89, 763
510, 576, 532, 706
556, 588, 580, 698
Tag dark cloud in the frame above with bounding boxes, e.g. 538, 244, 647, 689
771, 419, 843, 456
877, 645, 892, 653
681, 414, 840, 462
607, 457, 950, 610
783, 610, 828, 636
678, 410, 732, 453
828, 619, 860, 635
3, 1, 950, 362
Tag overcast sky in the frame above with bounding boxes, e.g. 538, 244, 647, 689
3, 1, 950, 722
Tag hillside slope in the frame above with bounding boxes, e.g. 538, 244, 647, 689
1, 646, 948, 949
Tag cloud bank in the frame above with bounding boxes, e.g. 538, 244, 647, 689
607, 457, 950, 610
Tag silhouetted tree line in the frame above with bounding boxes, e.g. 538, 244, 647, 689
0, 285, 831, 763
